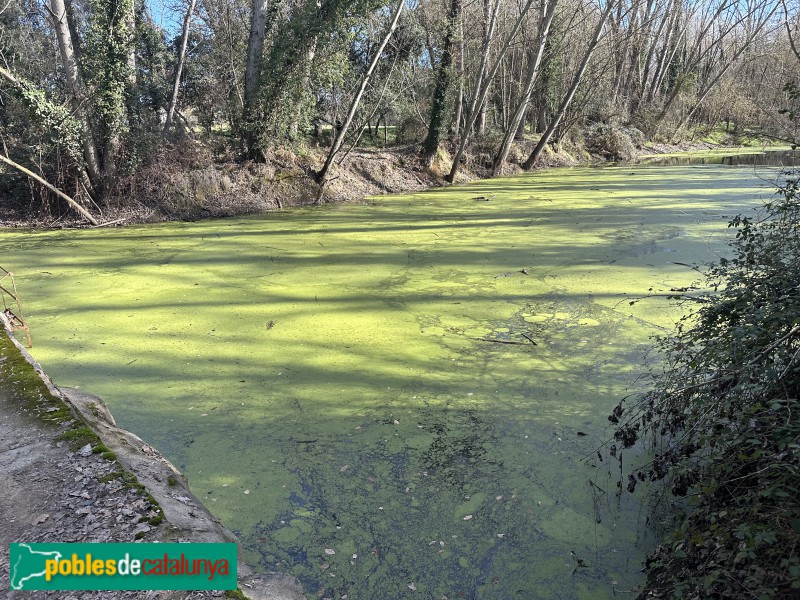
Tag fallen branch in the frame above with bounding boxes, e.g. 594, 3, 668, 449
91, 218, 126, 228
0, 152, 99, 226
472, 337, 535, 346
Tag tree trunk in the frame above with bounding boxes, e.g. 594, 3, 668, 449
244, 0, 270, 108
315, 0, 404, 189
492, 0, 558, 175
523, 0, 616, 170
290, 38, 318, 139
446, 0, 537, 183
164, 0, 197, 133
475, 0, 494, 135
421, 0, 462, 167
48, 0, 102, 194
0, 153, 99, 225
672, 1, 779, 138
451, 8, 465, 138
126, 0, 137, 85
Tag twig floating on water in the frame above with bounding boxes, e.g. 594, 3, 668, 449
472, 337, 535, 346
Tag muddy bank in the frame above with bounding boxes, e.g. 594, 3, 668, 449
0, 137, 737, 230
0, 317, 306, 600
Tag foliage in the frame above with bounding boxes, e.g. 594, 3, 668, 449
247, 0, 383, 153
607, 176, 800, 598
82, 0, 135, 172
583, 123, 644, 161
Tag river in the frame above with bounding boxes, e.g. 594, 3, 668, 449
0, 157, 782, 598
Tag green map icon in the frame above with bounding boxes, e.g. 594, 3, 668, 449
9, 543, 63, 590
8, 542, 237, 590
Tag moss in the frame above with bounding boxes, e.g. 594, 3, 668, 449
0, 332, 74, 425
56, 426, 100, 451
147, 511, 165, 526
224, 589, 248, 600
167, 475, 178, 487
100, 471, 125, 483
91, 443, 117, 460
1, 329, 168, 544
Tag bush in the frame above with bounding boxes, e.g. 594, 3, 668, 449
583, 123, 643, 161
395, 117, 427, 144
608, 175, 800, 598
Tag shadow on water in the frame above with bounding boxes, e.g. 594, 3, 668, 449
0, 163, 779, 599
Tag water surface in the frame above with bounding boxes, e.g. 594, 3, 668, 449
0, 163, 776, 598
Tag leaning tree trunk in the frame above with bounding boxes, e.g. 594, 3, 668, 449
523, 0, 615, 170
492, 0, 558, 175
0, 153, 99, 225
445, 0, 536, 183
48, 0, 102, 195
315, 0, 404, 189
165, 0, 197, 133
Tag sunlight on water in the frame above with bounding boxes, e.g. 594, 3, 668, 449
0, 163, 778, 598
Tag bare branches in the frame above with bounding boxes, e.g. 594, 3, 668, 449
0, 152, 99, 225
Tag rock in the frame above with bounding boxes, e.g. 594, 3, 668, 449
78, 443, 93, 457
240, 573, 307, 600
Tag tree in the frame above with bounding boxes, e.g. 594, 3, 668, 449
523, 0, 616, 170
165, 0, 199, 133
492, 0, 558, 175
315, 0, 405, 188
48, 0, 103, 195
446, 0, 537, 182
420, 0, 461, 168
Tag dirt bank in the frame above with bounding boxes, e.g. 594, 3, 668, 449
0, 317, 306, 600
0, 138, 603, 229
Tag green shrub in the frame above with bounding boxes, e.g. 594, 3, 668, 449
608, 175, 800, 598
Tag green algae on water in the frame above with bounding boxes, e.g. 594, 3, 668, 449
0, 163, 775, 598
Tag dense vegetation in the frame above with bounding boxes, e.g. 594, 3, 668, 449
608, 179, 800, 597
2, 0, 800, 221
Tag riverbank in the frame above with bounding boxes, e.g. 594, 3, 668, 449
0, 316, 305, 600
0, 133, 759, 230
1, 161, 777, 597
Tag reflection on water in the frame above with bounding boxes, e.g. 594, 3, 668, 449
640, 149, 800, 167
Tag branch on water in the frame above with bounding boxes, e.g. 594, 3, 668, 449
472, 337, 536, 346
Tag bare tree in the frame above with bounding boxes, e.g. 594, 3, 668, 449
47, 0, 103, 194
315, 0, 405, 189
165, 0, 198, 133
446, 0, 537, 182
524, 0, 617, 169
492, 0, 558, 175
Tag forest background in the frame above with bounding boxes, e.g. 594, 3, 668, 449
3, 0, 800, 224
